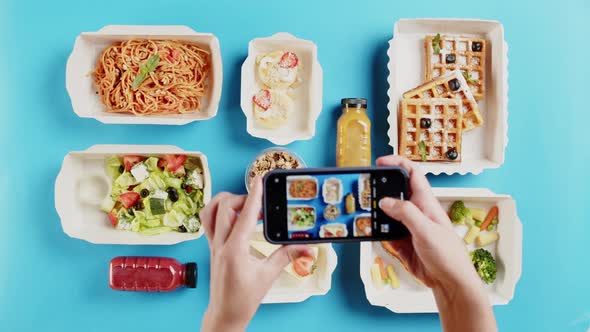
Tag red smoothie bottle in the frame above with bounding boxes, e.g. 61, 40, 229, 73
109, 256, 197, 292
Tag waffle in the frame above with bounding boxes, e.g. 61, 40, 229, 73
399, 98, 462, 162
425, 35, 486, 100
403, 70, 482, 131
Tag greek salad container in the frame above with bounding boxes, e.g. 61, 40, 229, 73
386, 19, 508, 175
240, 32, 323, 145
66, 25, 223, 125
360, 187, 522, 313
54, 145, 212, 245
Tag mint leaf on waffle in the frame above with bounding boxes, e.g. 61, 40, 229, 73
418, 141, 427, 161
433, 33, 442, 55
462, 71, 478, 85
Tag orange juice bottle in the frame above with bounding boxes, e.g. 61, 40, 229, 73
337, 98, 371, 167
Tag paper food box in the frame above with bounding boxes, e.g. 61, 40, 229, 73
250, 224, 337, 303
55, 145, 212, 245
360, 187, 522, 313
387, 19, 508, 175
66, 25, 222, 125
241, 33, 323, 145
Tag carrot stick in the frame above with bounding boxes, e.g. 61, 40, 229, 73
480, 206, 499, 231
374, 257, 388, 280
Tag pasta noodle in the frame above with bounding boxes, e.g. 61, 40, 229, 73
93, 39, 209, 116
289, 180, 317, 198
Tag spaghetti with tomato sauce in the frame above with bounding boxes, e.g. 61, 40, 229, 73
93, 39, 209, 116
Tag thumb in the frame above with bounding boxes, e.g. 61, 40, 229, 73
379, 197, 430, 237
263, 245, 311, 281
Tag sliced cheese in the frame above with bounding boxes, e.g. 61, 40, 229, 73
249, 240, 319, 281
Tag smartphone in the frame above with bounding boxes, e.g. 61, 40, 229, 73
263, 167, 410, 244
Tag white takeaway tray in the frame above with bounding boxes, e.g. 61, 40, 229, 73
241, 32, 323, 145
387, 19, 509, 175
54, 144, 212, 245
66, 25, 222, 125
250, 224, 338, 303
360, 187, 522, 313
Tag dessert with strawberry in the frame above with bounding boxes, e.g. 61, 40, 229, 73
256, 50, 300, 88
252, 88, 294, 128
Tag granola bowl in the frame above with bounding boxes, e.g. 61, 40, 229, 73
245, 147, 306, 192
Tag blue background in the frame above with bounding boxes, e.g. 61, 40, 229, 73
1, 0, 589, 331
287, 173, 370, 239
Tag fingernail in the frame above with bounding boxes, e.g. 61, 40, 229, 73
379, 197, 396, 209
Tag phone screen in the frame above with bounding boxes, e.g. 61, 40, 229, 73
263, 167, 410, 243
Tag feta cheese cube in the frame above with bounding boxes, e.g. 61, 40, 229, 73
130, 163, 149, 182
187, 170, 204, 189
185, 216, 201, 233
152, 190, 168, 200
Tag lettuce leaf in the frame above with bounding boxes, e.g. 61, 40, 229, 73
193, 189, 204, 207
148, 172, 167, 190
100, 195, 115, 213
105, 155, 122, 179
143, 218, 162, 228
114, 172, 138, 188
139, 226, 173, 235
165, 177, 183, 189
145, 157, 160, 172
163, 209, 187, 227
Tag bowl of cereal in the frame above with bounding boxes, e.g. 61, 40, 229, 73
245, 147, 306, 192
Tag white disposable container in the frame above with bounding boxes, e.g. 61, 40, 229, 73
353, 213, 372, 237
54, 145, 212, 245
358, 173, 371, 211
319, 223, 348, 239
241, 33, 323, 145
322, 177, 343, 205
286, 175, 319, 200
244, 147, 306, 192
66, 25, 223, 125
360, 188, 522, 313
287, 205, 317, 231
387, 19, 508, 175
250, 224, 337, 303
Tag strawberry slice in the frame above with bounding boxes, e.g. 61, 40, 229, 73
108, 210, 118, 227
163, 154, 187, 172
122, 155, 145, 171
278, 52, 298, 69
293, 255, 316, 277
253, 89, 271, 110
120, 192, 141, 209
157, 158, 167, 169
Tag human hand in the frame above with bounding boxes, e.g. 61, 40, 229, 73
199, 177, 311, 332
376, 155, 482, 290
377, 155, 497, 332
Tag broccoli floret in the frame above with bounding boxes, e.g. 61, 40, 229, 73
449, 200, 472, 224
470, 248, 497, 284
